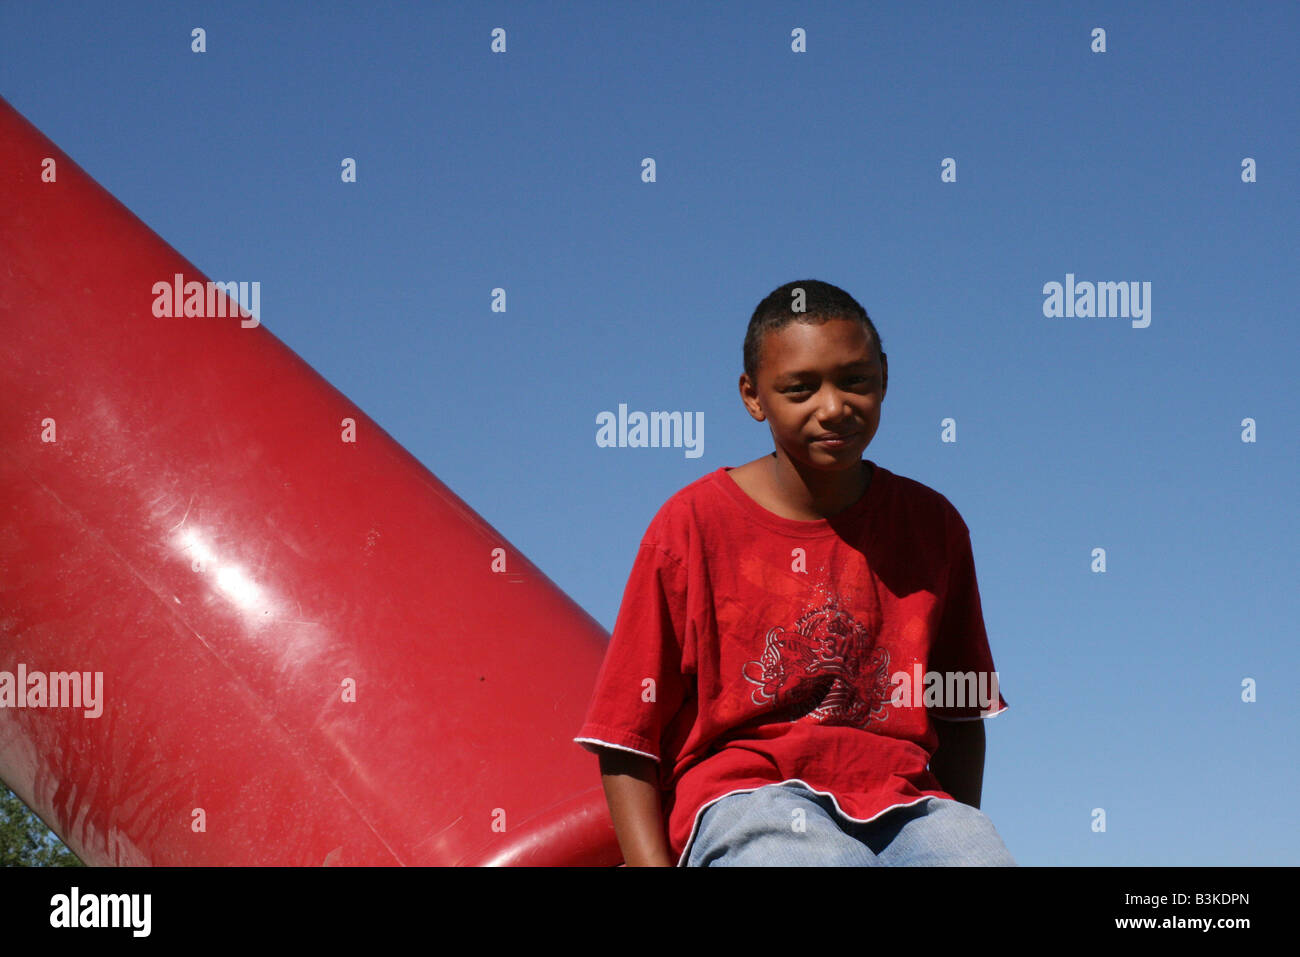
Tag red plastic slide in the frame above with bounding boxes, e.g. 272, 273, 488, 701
0, 95, 620, 866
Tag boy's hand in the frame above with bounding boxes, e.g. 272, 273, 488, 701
598, 749, 675, 867
930, 718, 986, 808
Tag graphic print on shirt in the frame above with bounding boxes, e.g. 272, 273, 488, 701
741, 596, 891, 727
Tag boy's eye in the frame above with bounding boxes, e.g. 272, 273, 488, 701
783, 377, 872, 394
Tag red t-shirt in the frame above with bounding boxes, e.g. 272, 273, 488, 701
575, 460, 1008, 865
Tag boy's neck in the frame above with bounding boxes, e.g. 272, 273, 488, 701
733, 453, 872, 521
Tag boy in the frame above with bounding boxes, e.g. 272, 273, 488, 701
574, 280, 1015, 866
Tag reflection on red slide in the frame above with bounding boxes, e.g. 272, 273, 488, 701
0, 96, 620, 865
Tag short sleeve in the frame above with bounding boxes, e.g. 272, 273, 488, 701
928, 515, 1008, 721
573, 541, 691, 762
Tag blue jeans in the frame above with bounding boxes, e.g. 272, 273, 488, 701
685, 782, 1016, 866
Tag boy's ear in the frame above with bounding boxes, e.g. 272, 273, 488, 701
738, 373, 766, 422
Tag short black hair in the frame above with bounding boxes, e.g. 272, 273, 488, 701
743, 279, 885, 384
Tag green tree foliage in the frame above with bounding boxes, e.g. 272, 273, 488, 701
0, 785, 83, 867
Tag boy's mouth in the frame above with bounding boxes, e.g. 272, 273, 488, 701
812, 431, 859, 448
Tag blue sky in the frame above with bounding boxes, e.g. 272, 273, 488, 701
2, 1, 1296, 866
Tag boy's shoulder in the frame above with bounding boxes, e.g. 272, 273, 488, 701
639, 462, 971, 548
882, 465, 972, 538
636, 467, 723, 547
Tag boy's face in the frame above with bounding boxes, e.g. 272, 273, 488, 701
740, 316, 888, 470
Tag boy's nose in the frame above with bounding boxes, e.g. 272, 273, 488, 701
818, 393, 855, 420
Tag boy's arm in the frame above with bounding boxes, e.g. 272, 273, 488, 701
597, 749, 675, 867
929, 718, 986, 809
